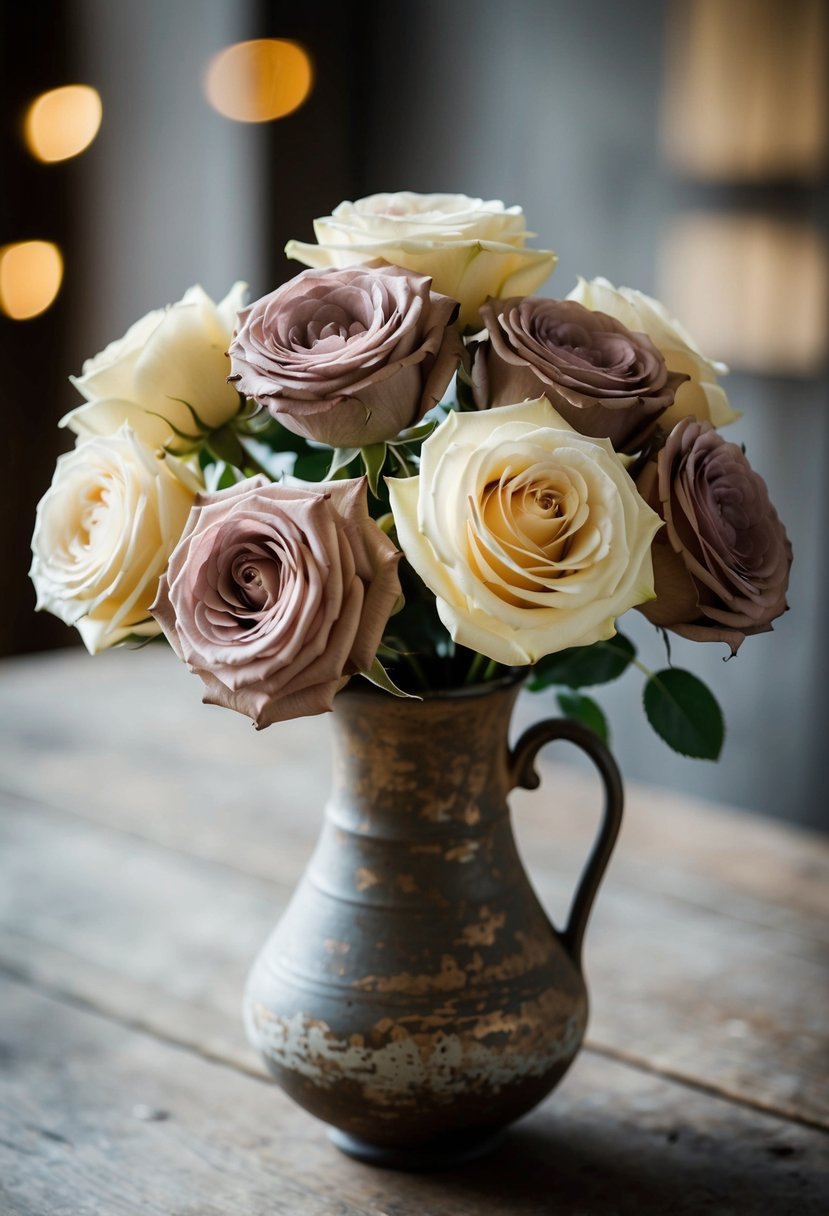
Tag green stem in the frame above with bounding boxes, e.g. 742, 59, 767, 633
401, 650, 429, 690
461, 656, 493, 685
237, 439, 276, 482
632, 656, 656, 680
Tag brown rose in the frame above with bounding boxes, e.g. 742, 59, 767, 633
471, 297, 688, 452
636, 418, 792, 654
227, 263, 462, 448
151, 475, 401, 726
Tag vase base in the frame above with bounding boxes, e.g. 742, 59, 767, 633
327, 1126, 504, 1171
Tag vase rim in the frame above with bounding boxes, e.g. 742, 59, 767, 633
339, 666, 528, 705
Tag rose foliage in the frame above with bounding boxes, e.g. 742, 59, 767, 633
31, 192, 792, 755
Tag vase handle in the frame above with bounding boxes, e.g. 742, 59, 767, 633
509, 717, 624, 971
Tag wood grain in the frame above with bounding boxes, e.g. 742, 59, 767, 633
1, 647, 827, 1212
2, 977, 826, 1216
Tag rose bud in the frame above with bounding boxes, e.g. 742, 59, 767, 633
636, 418, 792, 654
471, 297, 689, 453
151, 476, 402, 727
227, 264, 463, 448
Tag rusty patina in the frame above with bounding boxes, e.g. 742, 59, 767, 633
244, 675, 623, 1167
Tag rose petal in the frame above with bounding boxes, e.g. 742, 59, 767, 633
151, 476, 401, 727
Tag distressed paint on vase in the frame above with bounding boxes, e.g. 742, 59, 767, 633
244, 675, 623, 1166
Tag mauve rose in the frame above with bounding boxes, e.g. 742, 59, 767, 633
151, 476, 401, 727
471, 297, 689, 453
567, 277, 740, 432
227, 264, 463, 448
636, 418, 792, 654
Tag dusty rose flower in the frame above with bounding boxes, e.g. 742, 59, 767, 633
567, 277, 740, 431
227, 264, 462, 448
151, 476, 401, 727
471, 297, 689, 453
637, 418, 792, 654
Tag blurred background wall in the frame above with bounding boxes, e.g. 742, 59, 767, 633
1, 0, 826, 829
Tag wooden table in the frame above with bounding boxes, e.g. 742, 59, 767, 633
1, 647, 826, 1214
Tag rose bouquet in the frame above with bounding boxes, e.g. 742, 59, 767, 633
31, 192, 792, 759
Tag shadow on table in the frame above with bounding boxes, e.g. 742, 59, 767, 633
396, 1118, 815, 1216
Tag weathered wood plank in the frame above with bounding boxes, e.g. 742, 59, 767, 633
0, 785, 826, 1127
1, 976, 827, 1216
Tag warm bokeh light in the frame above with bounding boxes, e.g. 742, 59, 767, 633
204, 39, 313, 123
662, 0, 827, 181
23, 84, 103, 163
0, 241, 64, 320
659, 214, 828, 375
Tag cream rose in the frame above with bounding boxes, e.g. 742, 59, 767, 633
567, 277, 739, 431
30, 426, 198, 653
388, 398, 661, 666
60, 283, 248, 448
285, 192, 557, 330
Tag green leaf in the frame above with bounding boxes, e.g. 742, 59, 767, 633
234, 396, 261, 424
556, 692, 610, 744
643, 668, 725, 760
165, 395, 214, 434
383, 591, 454, 658
390, 418, 438, 445
527, 633, 636, 692
200, 459, 244, 492
325, 447, 360, 480
293, 447, 334, 482
237, 437, 293, 480
360, 443, 388, 497
216, 462, 242, 490
376, 641, 407, 661
253, 418, 314, 454
360, 657, 422, 700
147, 410, 202, 444
206, 426, 247, 467
455, 361, 478, 411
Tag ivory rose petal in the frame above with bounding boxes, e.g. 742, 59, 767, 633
29, 425, 197, 653
388, 398, 661, 666
63, 282, 248, 447
59, 397, 175, 448
285, 192, 557, 329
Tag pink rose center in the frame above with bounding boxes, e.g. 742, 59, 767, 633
230, 548, 282, 615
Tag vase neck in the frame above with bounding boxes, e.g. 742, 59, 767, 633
327, 681, 523, 838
